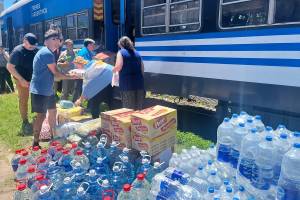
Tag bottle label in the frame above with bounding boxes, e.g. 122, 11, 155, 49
277, 186, 300, 200
217, 144, 231, 163
230, 149, 240, 169
251, 163, 273, 190
238, 157, 254, 180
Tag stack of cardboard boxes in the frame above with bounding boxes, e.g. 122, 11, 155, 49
101, 105, 177, 156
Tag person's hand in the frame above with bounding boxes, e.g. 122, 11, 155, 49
75, 98, 82, 106
19, 79, 30, 88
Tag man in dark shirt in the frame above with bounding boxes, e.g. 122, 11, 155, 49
7, 33, 38, 135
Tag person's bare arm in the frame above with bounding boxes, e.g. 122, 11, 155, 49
6, 62, 29, 87
47, 63, 76, 80
113, 51, 123, 73
3, 51, 9, 61
141, 60, 145, 75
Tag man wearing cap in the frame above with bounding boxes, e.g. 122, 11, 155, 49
30, 29, 77, 148
7, 33, 38, 135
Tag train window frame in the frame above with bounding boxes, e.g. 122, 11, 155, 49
141, 0, 202, 36
29, 22, 43, 44
273, 0, 300, 25
77, 11, 89, 39
66, 10, 89, 41
66, 13, 78, 40
218, 0, 271, 30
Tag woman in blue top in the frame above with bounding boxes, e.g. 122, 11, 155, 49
113, 36, 145, 110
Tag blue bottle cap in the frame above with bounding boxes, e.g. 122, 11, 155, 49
266, 126, 273, 131
239, 123, 245, 127
208, 160, 213, 165
280, 133, 288, 139
224, 118, 230, 122
277, 124, 286, 129
255, 115, 261, 120
226, 186, 232, 193
209, 143, 215, 148
210, 170, 217, 176
266, 136, 273, 141
208, 187, 214, 193
251, 128, 257, 134
198, 165, 203, 170
240, 111, 247, 115
214, 198, 220, 200
294, 131, 300, 137
294, 143, 300, 148
247, 118, 253, 123
239, 185, 245, 191
232, 113, 238, 118
223, 179, 229, 185
233, 198, 240, 200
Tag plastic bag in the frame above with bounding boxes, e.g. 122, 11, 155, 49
111, 72, 119, 87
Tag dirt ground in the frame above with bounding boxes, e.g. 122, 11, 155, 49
0, 144, 15, 200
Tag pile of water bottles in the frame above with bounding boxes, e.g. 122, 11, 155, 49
12, 132, 165, 200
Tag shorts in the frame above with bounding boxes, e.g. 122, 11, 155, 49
31, 93, 56, 113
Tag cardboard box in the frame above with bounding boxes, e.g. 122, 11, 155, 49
131, 105, 177, 138
111, 111, 136, 149
101, 108, 133, 136
131, 128, 176, 156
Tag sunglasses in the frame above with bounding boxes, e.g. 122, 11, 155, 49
51, 37, 60, 41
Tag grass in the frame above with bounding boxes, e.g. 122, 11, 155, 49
0, 93, 212, 151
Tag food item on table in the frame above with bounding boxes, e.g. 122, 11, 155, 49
73, 56, 89, 65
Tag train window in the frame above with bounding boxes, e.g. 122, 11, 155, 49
142, 1, 166, 34
77, 12, 89, 39
67, 14, 77, 40
45, 20, 53, 30
16, 29, 24, 45
53, 18, 62, 29
275, 0, 300, 23
144, 0, 166, 7
112, 0, 120, 24
220, 0, 269, 28
67, 15, 76, 28
29, 23, 43, 44
169, 0, 201, 33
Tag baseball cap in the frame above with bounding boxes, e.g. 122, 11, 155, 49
24, 33, 38, 45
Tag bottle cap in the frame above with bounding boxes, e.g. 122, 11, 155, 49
123, 184, 131, 192
19, 158, 27, 165
17, 183, 26, 191
137, 173, 145, 181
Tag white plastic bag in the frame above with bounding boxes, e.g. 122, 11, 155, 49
111, 72, 119, 87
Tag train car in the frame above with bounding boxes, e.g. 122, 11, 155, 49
1, 0, 300, 131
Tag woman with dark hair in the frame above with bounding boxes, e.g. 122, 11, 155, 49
113, 36, 145, 110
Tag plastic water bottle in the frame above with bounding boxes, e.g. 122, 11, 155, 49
150, 173, 181, 199
108, 141, 121, 167
31, 174, 51, 193
234, 185, 249, 200
178, 153, 196, 174
14, 183, 33, 200
245, 118, 255, 133
93, 156, 110, 179
275, 124, 290, 137
46, 161, 65, 191
136, 155, 152, 175
273, 133, 291, 185
71, 161, 87, 183
52, 146, 63, 162
132, 173, 151, 200
207, 144, 216, 160
135, 150, 148, 171
15, 158, 28, 182
58, 149, 73, 172
36, 157, 49, 173
39, 149, 51, 163
207, 170, 222, 190
118, 147, 131, 163
204, 160, 216, 176
217, 118, 233, 163
253, 115, 265, 132
120, 156, 135, 183
86, 170, 101, 198
223, 186, 234, 200
82, 141, 93, 161
230, 113, 239, 127
168, 153, 179, 168
146, 162, 163, 182
84, 130, 99, 147
73, 150, 90, 171
21, 151, 35, 164
163, 167, 190, 184
26, 165, 37, 188
11, 149, 24, 172
277, 143, 300, 200
204, 187, 216, 199
188, 176, 209, 194
231, 123, 248, 168
33, 184, 59, 200
69, 143, 80, 156
291, 131, 300, 144
219, 179, 232, 195
31, 146, 41, 160
56, 176, 78, 199
100, 179, 116, 200
117, 184, 135, 200
237, 128, 260, 188
111, 162, 127, 193
148, 189, 178, 200
179, 184, 201, 200
239, 111, 249, 123
251, 136, 275, 198
73, 182, 91, 200
91, 136, 108, 166
48, 141, 61, 158
260, 126, 274, 141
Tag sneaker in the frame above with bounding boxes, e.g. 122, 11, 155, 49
32, 141, 41, 149
22, 120, 33, 136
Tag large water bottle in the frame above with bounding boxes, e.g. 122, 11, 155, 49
58, 149, 73, 172
277, 143, 300, 200
132, 173, 151, 200
39, 149, 51, 163
73, 150, 90, 171
245, 118, 255, 133
25, 165, 37, 188
275, 124, 291, 138
86, 170, 101, 198
253, 115, 265, 132
233, 185, 249, 200
222, 186, 234, 200
117, 147, 131, 163
117, 184, 135, 200
69, 143, 81, 156
46, 161, 65, 191
163, 167, 190, 185
108, 141, 121, 167
90, 135, 109, 166
100, 179, 116, 200
52, 146, 63, 162
11, 149, 24, 172
111, 162, 127, 193
56, 176, 78, 199
84, 130, 99, 147
219, 179, 232, 195
93, 156, 110, 179
31, 174, 51, 193
238, 111, 249, 123
231, 123, 248, 168
150, 173, 181, 199
33, 184, 59, 200
237, 128, 260, 188
135, 150, 149, 171
14, 183, 33, 200
169, 153, 179, 168
230, 113, 239, 127
217, 118, 233, 163
48, 141, 61, 158
260, 126, 274, 141
291, 131, 300, 144
31, 146, 41, 160
251, 136, 276, 198
146, 162, 163, 182
73, 182, 91, 200
195, 165, 207, 179
36, 157, 49, 173
71, 161, 87, 183
82, 141, 93, 161
273, 133, 291, 185
178, 153, 195, 174
21, 151, 35, 165
15, 158, 28, 182
188, 176, 209, 194
207, 170, 222, 190
136, 155, 152, 175
120, 156, 135, 183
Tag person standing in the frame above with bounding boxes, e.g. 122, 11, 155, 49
0, 46, 14, 93
6, 33, 38, 135
30, 29, 76, 147
113, 36, 145, 110
72, 38, 96, 102
57, 39, 77, 100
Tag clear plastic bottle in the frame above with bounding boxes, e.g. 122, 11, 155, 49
14, 183, 33, 200
163, 167, 190, 184
132, 173, 151, 200
33, 184, 59, 200
188, 176, 209, 194
108, 141, 121, 168
231, 123, 248, 169
93, 156, 110, 179
169, 153, 179, 168
120, 156, 135, 183
58, 149, 73, 172
230, 113, 239, 127
90, 136, 108, 166
150, 173, 181, 198
100, 179, 116, 200
195, 165, 207, 179
73, 182, 91, 200
86, 170, 101, 198
223, 186, 234, 200
73, 150, 90, 171
36, 157, 49, 173
31, 146, 41, 160
245, 118, 255, 133
31, 174, 51, 193
219, 179, 232, 195
136, 155, 152, 175
277, 143, 300, 200
233, 185, 249, 200
117, 184, 136, 200
71, 161, 87, 183
216, 118, 234, 163
15, 158, 28, 183
46, 161, 65, 191
253, 115, 265, 132
111, 162, 127, 193
11, 149, 24, 172
21, 151, 35, 165
56, 176, 78, 199
52, 146, 63, 162
26, 165, 38, 189
207, 170, 222, 191
85, 130, 99, 147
